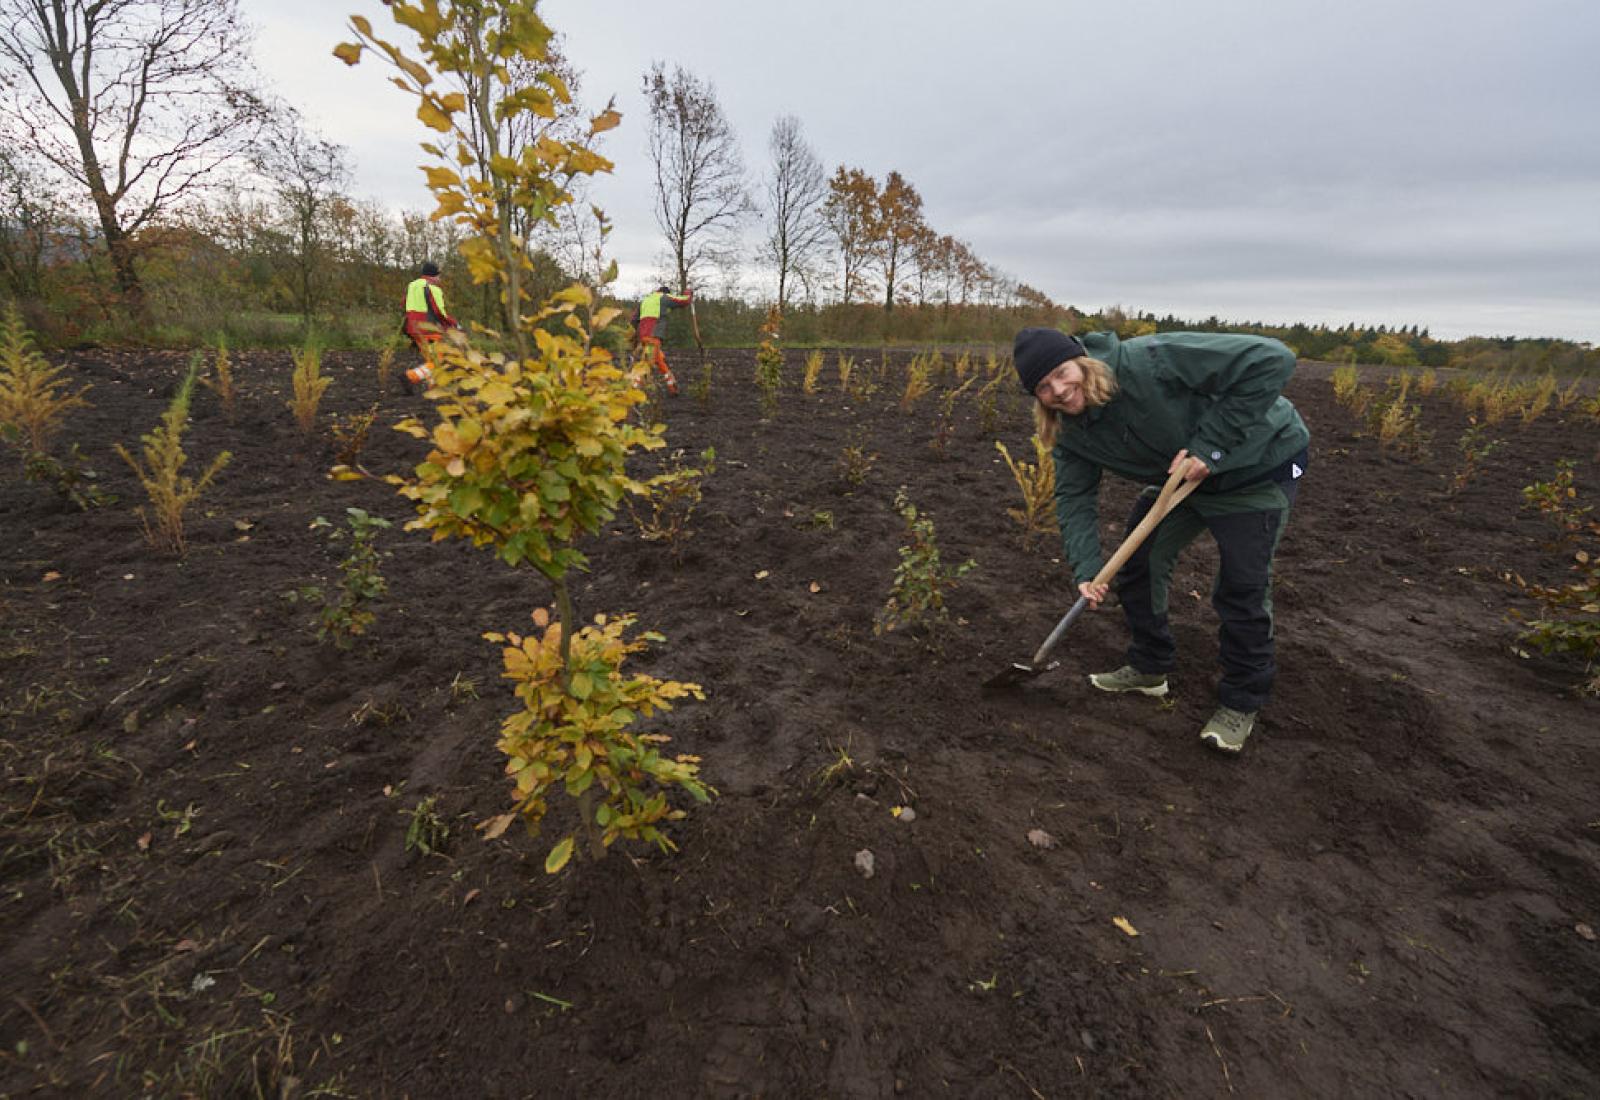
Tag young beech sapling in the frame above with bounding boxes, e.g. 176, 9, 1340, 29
305, 508, 392, 647
337, 1, 707, 871
754, 306, 783, 417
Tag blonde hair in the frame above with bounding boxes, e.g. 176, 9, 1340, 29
1032, 356, 1116, 446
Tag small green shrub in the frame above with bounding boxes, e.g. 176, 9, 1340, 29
22, 443, 114, 510
838, 431, 877, 487
627, 447, 716, 558
1512, 464, 1599, 694
1448, 419, 1501, 494
305, 507, 392, 647
874, 488, 976, 637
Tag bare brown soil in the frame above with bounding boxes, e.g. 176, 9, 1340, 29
2, 346, 1597, 1098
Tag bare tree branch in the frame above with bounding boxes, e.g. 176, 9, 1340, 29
643, 61, 749, 292
762, 114, 827, 315
0, 0, 265, 307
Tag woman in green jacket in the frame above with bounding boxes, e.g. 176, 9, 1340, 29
1013, 327, 1310, 754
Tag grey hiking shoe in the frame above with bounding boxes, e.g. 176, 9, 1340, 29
1200, 707, 1256, 754
1088, 665, 1169, 697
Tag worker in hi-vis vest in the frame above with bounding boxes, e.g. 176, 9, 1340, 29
402, 261, 457, 392
631, 285, 692, 395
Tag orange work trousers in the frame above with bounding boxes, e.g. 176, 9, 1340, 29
404, 330, 442, 386
639, 336, 679, 394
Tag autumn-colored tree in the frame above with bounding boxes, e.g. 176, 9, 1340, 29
822, 166, 877, 304
872, 170, 924, 313
449, 22, 598, 312
950, 238, 989, 306
1015, 284, 1058, 312
338, 0, 708, 871
908, 225, 947, 307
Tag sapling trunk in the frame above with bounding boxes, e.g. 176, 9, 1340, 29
552, 575, 606, 861
554, 576, 575, 683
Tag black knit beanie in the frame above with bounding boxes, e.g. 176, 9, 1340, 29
421, 261, 440, 277
1013, 328, 1087, 395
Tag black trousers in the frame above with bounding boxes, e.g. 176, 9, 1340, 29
1114, 450, 1306, 712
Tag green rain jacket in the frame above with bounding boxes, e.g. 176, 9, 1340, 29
1051, 331, 1310, 584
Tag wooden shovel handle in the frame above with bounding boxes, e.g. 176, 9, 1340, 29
1089, 463, 1202, 589
1022, 464, 1201, 670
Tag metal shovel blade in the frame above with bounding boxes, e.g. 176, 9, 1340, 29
983, 658, 1062, 692
982, 595, 1089, 692
983, 466, 1203, 695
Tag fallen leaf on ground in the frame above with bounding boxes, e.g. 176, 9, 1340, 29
1027, 828, 1056, 849
1112, 916, 1140, 937
42, 571, 61, 582
754, 570, 770, 580
809, 581, 822, 593
478, 813, 516, 840
136, 832, 152, 851
463, 889, 481, 906
1577, 923, 1596, 941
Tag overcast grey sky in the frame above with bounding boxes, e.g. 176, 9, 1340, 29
250, 0, 1600, 342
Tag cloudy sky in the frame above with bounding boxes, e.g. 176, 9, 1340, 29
248, 0, 1600, 342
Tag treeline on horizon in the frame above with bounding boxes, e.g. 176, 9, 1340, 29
3, 214, 1594, 379
3, 1, 1592, 379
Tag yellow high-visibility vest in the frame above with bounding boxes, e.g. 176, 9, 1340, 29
406, 277, 446, 315
638, 291, 665, 320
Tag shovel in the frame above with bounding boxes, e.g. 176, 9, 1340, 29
688, 289, 706, 373
984, 462, 1203, 691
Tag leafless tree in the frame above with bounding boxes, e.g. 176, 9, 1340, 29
761, 114, 827, 317
256, 112, 349, 328
643, 61, 750, 292
0, 0, 266, 309
546, 199, 609, 287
